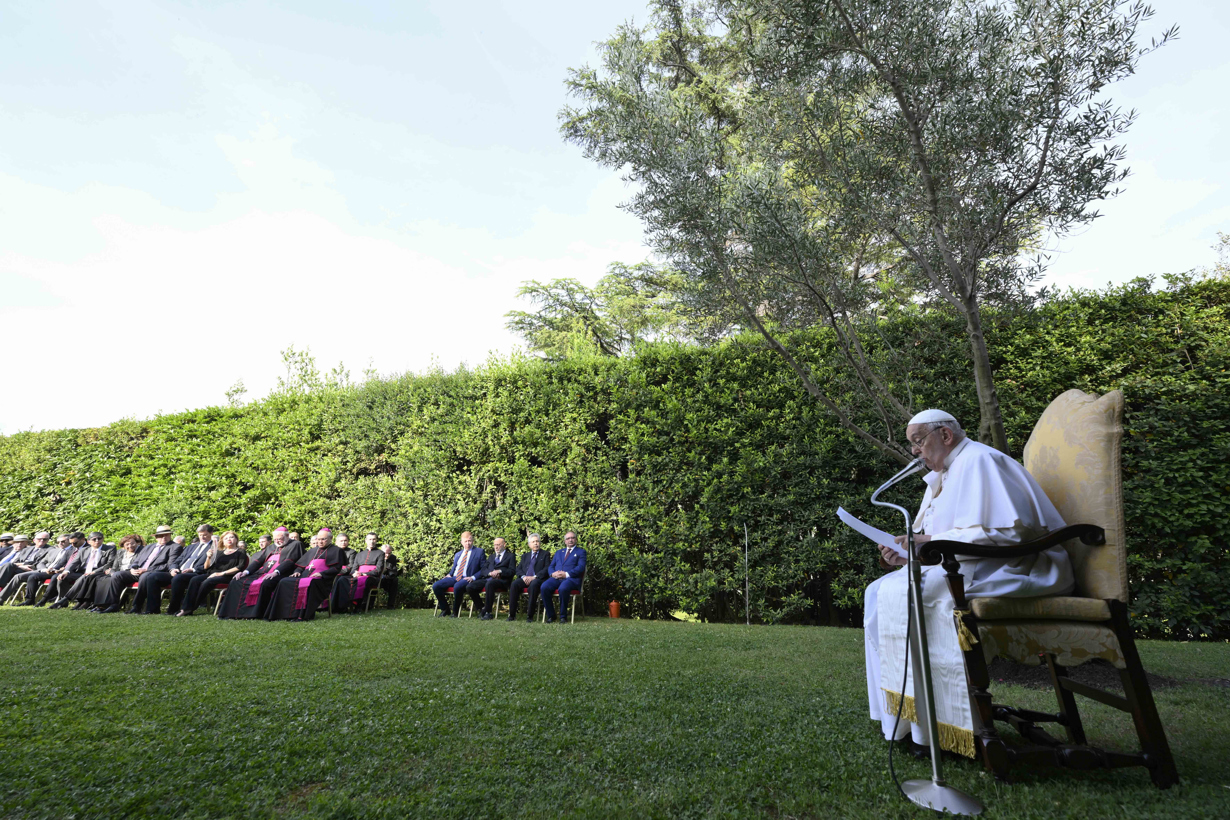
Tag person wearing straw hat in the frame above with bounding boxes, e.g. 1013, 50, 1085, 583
863, 409, 1074, 760
95, 526, 176, 613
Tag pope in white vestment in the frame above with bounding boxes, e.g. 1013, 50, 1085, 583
864, 410, 1074, 757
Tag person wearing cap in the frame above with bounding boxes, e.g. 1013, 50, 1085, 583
0, 533, 15, 563
265, 528, 345, 621
863, 409, 1074, 760
47, 533, 114, 608
139, 525, 216, 615
0, 533, 51, 592
4, 533, 80, 606
216, 527, 303, 619
95, 526, 177, 613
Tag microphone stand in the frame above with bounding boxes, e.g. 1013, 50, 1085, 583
871, 459, 983, 816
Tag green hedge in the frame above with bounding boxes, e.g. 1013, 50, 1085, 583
1, 276, 1227, 638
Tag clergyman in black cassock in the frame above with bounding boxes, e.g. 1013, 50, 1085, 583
467, 537, 515, 620
265, 530, 345, 621
329, 533, 385, 614
216, 531, 303, 619
507, 533, 550, 622
378, 545, 400, 608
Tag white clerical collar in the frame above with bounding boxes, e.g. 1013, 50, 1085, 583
942, 436, 971, 471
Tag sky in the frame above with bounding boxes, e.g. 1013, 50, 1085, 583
1, 0, 1226, 435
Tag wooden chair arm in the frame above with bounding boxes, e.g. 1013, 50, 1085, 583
919, 524, 1105, 564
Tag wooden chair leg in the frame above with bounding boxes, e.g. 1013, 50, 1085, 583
213, 589, 226, 617
960, 617, 1011, 780
1044, 653, 1087, 745
1110, 601, 1179, 788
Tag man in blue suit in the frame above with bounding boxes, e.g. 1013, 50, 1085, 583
431, 531, 485, 617
539, 531, 586, 624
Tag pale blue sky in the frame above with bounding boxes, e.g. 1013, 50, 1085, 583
1, 0, 1226, 434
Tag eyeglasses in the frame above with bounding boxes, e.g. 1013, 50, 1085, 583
908, 427, 942, 449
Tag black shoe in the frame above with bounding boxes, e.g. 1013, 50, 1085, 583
435, 610, 450, 617
49, 600, 67, 610
558, 618, 568, 625
34, 600, 48, 607
545, 616, 557, 624
72, 602, 89, 611
506, 614, 516, 622
124, 608, 140, 615
99, 606, 120, 614
14, 601, 34, 607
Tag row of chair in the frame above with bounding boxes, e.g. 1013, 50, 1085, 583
432, 580, 584, 623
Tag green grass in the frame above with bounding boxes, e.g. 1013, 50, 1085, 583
0, 609, 1226, 819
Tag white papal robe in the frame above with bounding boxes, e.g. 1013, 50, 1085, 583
864, 437, 1074, 756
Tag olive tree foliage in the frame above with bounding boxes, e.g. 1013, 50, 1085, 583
561, 0, 1173, 459
505, 261, 714, 359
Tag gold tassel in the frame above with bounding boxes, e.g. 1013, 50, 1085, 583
883, 690, 977, 758
953, 609, 979, 651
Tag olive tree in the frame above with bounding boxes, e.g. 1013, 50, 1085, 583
562, 0, 1173, 458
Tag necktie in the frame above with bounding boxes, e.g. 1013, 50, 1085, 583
85, 550, 98, 573
1, 552, 13, 566
140, 545, 162, 570
456, 550, 469, 579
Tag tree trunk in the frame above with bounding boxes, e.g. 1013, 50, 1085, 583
963, 300, 1009, 453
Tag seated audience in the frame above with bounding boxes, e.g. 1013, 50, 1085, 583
0, 533, 48, 589
48, 533, 112, 609
176, 531, 248, 616
3, 533, 79, 606
6, 536, 80, 607
159, 525, 219, 615
265, 528, 345, 621
507, 532, 550, 622
431, 531, 484, 617
378, 543, 400, 609
467, 536, 514, 620
216, 529, 303, 619
0, 533, 14, 562
539, 531, 587, 624
95, 526, 177, 614
87, 536, 142, 612
330, 532, 385, 614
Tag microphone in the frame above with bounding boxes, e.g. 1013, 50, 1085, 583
873, 457, 926, 498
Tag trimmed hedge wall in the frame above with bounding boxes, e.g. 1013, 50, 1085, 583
1, 276, 1227, 638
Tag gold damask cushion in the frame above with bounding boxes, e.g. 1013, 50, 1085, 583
978, 620, 1126, 669
1023, 389, 1128, 602
971, 596, 1111, 622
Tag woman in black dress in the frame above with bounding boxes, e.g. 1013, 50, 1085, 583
265, 528, 345, 621
175, 531, 248, 616
216, 529, 303, 619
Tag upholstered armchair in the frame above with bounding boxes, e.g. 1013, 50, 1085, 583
922, 389, 1179, 788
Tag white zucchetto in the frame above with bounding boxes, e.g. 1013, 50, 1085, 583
907, 408, 958, 426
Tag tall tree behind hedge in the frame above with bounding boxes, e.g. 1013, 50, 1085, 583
561, 0, 1174, 457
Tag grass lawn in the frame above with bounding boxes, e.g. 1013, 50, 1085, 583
0, 608, 1226, 819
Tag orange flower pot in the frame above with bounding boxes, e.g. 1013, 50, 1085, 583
608, 601, 621, 619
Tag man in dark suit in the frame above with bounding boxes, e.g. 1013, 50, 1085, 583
47, 532, 111, 608
467, 537, 515, 620
96, 526, 177, 613
134, 524, 214, 614
0, 533, 48, 589
3, 533, 77, 605
507, 532, 550, 622
0, 533, 15, 562
539, 531, 587, 624
431, 531, 485, 617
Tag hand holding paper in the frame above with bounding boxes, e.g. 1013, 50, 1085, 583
837, 507, 908, 558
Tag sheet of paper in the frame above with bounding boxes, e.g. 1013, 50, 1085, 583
837, 507, 907, 558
